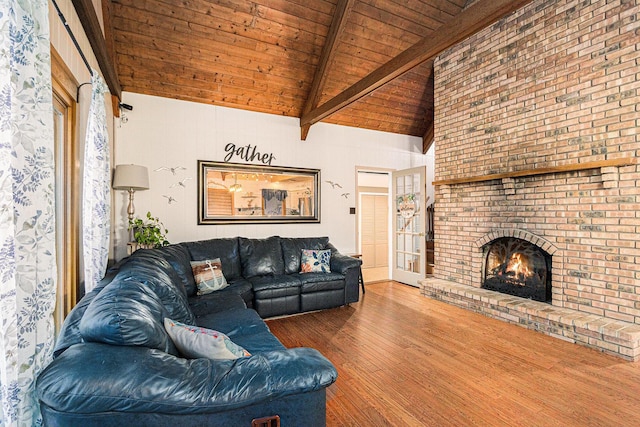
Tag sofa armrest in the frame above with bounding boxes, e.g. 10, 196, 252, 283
326, 243, 362, 274
37, 343, 337, 415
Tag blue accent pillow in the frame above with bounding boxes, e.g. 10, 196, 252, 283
300, 249, 331, 273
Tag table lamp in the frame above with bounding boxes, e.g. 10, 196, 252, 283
112, 164, 149, 223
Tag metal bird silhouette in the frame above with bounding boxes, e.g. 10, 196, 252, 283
326, 180, 342, 189
163, 195, 177, 204
170, 177, 192, 188
155, 166, 186, 175
341, 193, 350, 199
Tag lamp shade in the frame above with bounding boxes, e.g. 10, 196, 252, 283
112, 164, 149, 190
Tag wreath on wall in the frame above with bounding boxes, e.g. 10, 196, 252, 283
397, 194, 416, 218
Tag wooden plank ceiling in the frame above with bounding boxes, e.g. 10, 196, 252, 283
109, 0, 530, 149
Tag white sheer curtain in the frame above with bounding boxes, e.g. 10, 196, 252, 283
0, 1, 57, 425
82, 70, 110, 292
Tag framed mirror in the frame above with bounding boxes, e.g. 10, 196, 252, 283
198, 160, 321, 224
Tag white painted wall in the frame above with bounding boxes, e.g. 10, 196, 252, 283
113, 92, 433, 260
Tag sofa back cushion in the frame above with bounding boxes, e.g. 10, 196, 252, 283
280, 237, 330, 274
153, 243, 197, 297
79, 278, 178, 355
239, 236, 284, 277
116, 251, 196, 325
185, 238, 242, 281
52, 280, 110, 358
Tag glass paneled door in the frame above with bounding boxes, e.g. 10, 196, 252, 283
392, 166, 426, 286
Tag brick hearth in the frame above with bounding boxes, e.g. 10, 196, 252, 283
426, 0, 639, 360
420, 278, 640, 361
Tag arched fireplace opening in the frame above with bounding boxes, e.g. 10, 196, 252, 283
482, 237, 552, 303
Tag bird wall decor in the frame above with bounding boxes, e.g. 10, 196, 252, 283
155, 166, 186, 175
163, 195, 177, 204
170, 177, 192, 188
325, 180, 342, 189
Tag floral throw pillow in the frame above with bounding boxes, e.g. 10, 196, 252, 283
164, 318, 251, 360
300, 249, 331, 273
191, 258, 229, 295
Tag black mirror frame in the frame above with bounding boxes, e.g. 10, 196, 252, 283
197, 160, 321, 224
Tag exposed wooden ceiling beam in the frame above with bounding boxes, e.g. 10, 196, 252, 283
101, 0, 121, 117
300, 0, 534, 131
300, 0, 355, 140
72, 0, 121, 98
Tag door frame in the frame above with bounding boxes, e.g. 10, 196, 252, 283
355, 167, 393, 280
52, 47, 81, 332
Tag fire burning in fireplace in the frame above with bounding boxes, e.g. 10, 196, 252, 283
483, 237, 551, 302
501, 252, 533, 283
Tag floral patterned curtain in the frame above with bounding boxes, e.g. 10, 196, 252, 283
0, 1, 57, 425
82, 70, 110, 292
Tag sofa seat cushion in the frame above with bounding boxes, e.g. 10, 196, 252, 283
231, 330, 286, 353
171, 303, 285, 357
244, 271, 306, 319
300, 279, 345, 294
239, 236, 284, 277
188, 292, 247, 318
229, 278, 255, 305
249, 275, 301, 292
196, 308, 270, 339
296, 272, 344, 286
281, 237, 329, 274
186, 238, 242, 281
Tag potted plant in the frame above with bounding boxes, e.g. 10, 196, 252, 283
128, 211, 169, 250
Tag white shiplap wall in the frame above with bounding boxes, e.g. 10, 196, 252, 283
113, 92, 433, 260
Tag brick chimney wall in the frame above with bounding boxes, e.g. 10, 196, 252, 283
433, 0, 639, 323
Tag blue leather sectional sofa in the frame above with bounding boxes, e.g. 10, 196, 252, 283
36, 236, 361, 426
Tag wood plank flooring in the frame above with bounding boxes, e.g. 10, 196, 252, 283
266, 281, 640, 427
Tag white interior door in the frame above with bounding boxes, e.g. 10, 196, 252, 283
361, 194, 389, 269
392, 166, 426, 286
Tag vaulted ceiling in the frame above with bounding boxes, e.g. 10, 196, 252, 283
103, 0, 533, 151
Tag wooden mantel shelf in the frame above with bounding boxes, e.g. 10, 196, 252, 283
433, 157, 637, 186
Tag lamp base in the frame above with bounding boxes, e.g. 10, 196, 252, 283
126, 188, 136, 242
127, 188, 136, 222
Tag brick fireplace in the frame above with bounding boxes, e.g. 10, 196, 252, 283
481, 234, 552, 302
420, 0, 640, 360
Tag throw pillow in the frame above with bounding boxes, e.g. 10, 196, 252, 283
300, 249, 331, 273
191, 258, 229, 295
164, 318, 251, 360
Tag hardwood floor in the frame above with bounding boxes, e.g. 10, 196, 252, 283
361, 266, 389, 284
266, 281, 640, 427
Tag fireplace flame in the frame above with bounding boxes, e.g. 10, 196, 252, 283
505, 253, 533, 280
